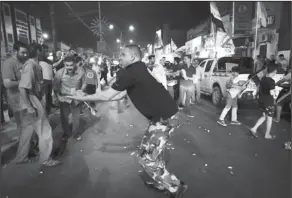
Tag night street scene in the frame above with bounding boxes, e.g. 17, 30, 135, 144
0, 1, 291, 198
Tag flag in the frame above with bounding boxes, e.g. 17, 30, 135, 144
210, 2, 225, 32
170, 39, 178, 52
257, 2, 268, 27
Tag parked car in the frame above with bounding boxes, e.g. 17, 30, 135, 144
199, 57, 285, 106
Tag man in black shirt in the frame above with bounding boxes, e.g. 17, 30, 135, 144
66, 44, 187, 197
250, 64, 278, 139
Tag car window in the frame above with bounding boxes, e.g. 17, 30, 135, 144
199, 60, 206, 68
205, 60, 214, 72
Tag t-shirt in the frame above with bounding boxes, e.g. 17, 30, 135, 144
111, 61, 178, 122
84, 68, 98, 85
1, 56, 24, 111
39, 61, 53, 80
258, 76, 275, 107
19, 59, 44, 108
180, 64, 197, 85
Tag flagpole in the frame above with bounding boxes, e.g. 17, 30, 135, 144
253, 2, 259, 61
232, 1, 235, 37
211, 17, 216, 58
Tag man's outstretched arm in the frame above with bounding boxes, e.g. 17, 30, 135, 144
66, 87, 126, 102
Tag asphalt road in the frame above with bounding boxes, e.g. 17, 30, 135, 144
1, 97, 291, 198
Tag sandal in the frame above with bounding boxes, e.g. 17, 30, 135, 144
42, 159, 61, 167
264, 135, 276, 140
249, 129, 259, 138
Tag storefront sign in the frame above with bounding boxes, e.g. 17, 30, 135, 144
234, 2, 253, 35
15, 9, 29, 44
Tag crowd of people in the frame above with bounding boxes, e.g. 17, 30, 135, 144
0, 40, 291, 197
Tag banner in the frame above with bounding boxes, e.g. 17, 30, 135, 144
234, 2, 253, 35
2, 3, 14, 51
29, 15, 37, 43
154, 29, 163, 49
15, 8, 29, 44
96, 41, 107, 53
35, 18, 43, 44
185, 36, 202, 55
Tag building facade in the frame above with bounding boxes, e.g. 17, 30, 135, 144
1, 2, 43, 56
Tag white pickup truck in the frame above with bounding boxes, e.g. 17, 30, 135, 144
198, 57, 285, 106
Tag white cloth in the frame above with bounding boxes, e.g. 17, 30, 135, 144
39, 61, 53, 80
227, 76, 241, 98
149, 63, 167, 89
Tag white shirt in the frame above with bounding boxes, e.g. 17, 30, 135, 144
149, 63, 167, 89
39, 61, 53, 80
195, 66, 205, 82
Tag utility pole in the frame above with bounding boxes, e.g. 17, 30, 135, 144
98, 1, 102, 42
50, 3, 56, 57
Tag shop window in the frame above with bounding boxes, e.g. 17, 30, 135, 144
205, 60, 214, 72
4, 5, 10, 16
7, 33, 13, 43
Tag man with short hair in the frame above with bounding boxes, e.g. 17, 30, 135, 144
254, 55, 264, 72
148, 55, 168, 89
53, 55, 86, 141
53, 51, 64, 71
1, 41, 28, 133
16, 43, 60, 166
277, 54, 289, 72
66, 44, 187, 197
192, 58, 204, 103
179, 55, 197, 116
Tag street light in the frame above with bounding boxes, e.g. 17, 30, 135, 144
129, 39, 133, 44
42, 33, 49, 39
109, 24, 114, 30
129, 25, 135, 32
116, 39, 121, 43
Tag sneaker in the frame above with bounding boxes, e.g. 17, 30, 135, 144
178, 104, 185, 110
170, 181, 188, 198
217, 120, 227, 127
231, 121, 241, 125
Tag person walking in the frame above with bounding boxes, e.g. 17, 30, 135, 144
250, 64, 278, 139
192, 58, 204, 104
53, 55, 85, 141
178, 55, 197, 117
15, 43, 60, 166
66, 44, 187, 198
100, 58, 109, 86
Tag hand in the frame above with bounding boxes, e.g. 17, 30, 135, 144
75, 90, 86, 96
27, 106, 37, 117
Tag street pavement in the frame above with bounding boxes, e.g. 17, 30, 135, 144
1, 96, 291, 198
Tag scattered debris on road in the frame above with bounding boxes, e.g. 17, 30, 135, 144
284, 142, 291, 150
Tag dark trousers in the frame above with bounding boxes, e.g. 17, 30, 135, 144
60, 102, 82, 138
100, 72, 108, 85
43, 80, 53, 114
173, 82, 180, 101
